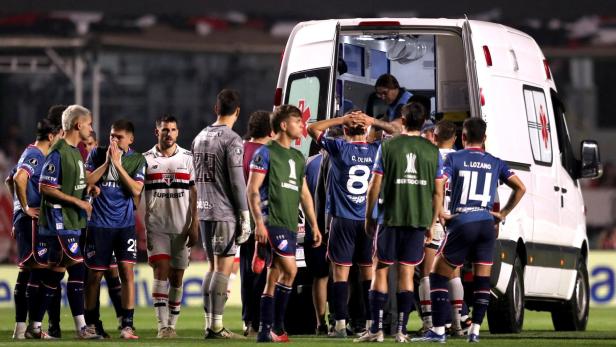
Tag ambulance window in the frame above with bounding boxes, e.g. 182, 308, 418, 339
552, 93, 580, 180
523, 86, 553, 165
285, 68, 330, 155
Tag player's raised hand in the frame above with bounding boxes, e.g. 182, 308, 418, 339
312, 228, 322, 248
109, 141, 122, 167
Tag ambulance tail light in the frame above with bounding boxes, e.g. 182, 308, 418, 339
480, 88, 485, 106
274, 88, 283, 107
483, 45, 492, 66
543, 59, 552, 80
358, 20, 401, 27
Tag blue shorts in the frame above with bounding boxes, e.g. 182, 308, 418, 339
14, 215, 35, 266
376, 226, 425, 265
84, 226, 137, 270
327, 217, 374, 267
266, 225, 297, 267
439, 219, 496, 267
33, 232, 83, 266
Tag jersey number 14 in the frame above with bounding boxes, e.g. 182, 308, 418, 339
459, 170, 492, 207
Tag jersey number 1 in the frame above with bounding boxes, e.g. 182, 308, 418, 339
459, 170, 492, 207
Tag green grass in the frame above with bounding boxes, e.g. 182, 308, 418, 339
1, 306, 615, 346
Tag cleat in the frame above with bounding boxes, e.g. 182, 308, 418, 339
461, 318, 472, 335
25, 324, 42, 339
353, 330, 384, 343
270, 330, 290, 342
394, 332, 409, 343
209, 327, 244, 339
13, 323, 27, 339
328, 327, 347, 338
78, 325, 103, 339
157, 327, 171, 338
415, 326, 430, 337
411, 329, 446, 343
41, 331, 59, 340
244, 324, 258, 337
252, 244, 266, 274
120, 326, 139, 339
448, 327, 465, 337
47, 324, 62, 339
256, 330, 273, 343
316, 324, 329, 336
166, 327, 177, 338
468, 333, 479, 343
95, 320, 110, 339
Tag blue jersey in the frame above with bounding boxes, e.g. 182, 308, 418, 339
442, 148, 515, 226
39, 149, 67, 236
305, 153, 322, 195
318, 135, 380, 221
12, 146, 46, 221
85, 147, 146, 228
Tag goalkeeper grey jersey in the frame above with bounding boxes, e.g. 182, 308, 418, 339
191, 124, 248, 222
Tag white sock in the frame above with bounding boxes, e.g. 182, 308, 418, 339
212, 314, 224, 332
432, 326, 445, 335
31, 321, 42, 329
365, 320, 372, 331
335, 319, 346, 331
419, 276, 432, 328
168, 286, 183, 329
153, 279, 169, 331
74, 314, 86, 331
227, 273, 237, 293
470, 323, 481, 336
448, 277, 464, 330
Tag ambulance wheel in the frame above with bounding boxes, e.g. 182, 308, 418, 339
551, 256, 589, 331
487, 256, 524, 334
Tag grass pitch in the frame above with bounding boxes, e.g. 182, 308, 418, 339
0, 306, 615, 346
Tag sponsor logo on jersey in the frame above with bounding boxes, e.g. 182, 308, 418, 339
47, 164, 56, 174
153, 191, 185, 198
29, 158, 38, 166
405, 153, 417, 174
197, 200, 213, 210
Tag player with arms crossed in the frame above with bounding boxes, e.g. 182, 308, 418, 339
413, 117, 526, 343
143, 115, 198, 338
247, 105, 322, 343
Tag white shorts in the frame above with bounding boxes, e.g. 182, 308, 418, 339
428, 221, 446, 249
146, 231, 190, 270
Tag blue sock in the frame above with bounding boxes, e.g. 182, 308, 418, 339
259, 295, 274, 334
105, 275, 123, 319
472, 276, 491, 325
429, 273, 450, 329
396, 291, 414, 334
27, 269, 44, 322
67, 263, 85, 317
48, 286, 62, 326
361, 280, 371, 321
369, 290, 388, 334
332, 281, 349, 321
36, 270, 64, 323
273, 283, 292, 334
15, 270, 29, 323
122, 309, 134, 328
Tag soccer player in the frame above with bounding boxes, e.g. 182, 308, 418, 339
240, 110, 272, 336
143, 115, 198, 338
192, 89, 251, 339
83, 119, 146, 339
417, 120, 463, 334
360, 102, 444, 343
8, 117, 63, 339
307, 111, 398, 338
35, 104, 101, 339
414, 118, 526, 343
247, 104, 322, 343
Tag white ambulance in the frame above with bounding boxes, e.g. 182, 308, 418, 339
274, 18, 602, 333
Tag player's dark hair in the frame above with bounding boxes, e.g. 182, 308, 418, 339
246, 110, 272, 139
216, 89, 241, 117
271, 105, 301, 134
46, 104, 67, 131
375, 74, 400, 90
463, 117, 487, 144
435, 120, 457, 142
156, 114, 178, 128
36, 118, 57, 141
111, 119, 135, 134
401, 102, 427, 131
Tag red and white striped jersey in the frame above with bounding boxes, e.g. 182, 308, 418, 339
143, 144, 195, 234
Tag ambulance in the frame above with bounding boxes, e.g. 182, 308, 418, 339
274, 18, 602, 333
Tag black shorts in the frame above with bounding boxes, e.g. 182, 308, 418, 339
305, 230, 329, 278
34, 231, 83, 266
327, 217, 374, 267
376, 226, 425, 266
438, 219, 496, 267
14, 216, 35, 266
84, 226, 137, 270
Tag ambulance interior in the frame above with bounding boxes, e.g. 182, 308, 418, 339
335, 32, 472, 130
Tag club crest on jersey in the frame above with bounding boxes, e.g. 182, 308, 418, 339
69, 242, 79, 254
405, 153, 417, 174
47, 164, 56, 174
163, 173, 174, 186
29, 158, 38, 166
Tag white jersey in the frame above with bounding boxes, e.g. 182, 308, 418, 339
440, 148, 456, 214
144, 144, 195, 234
